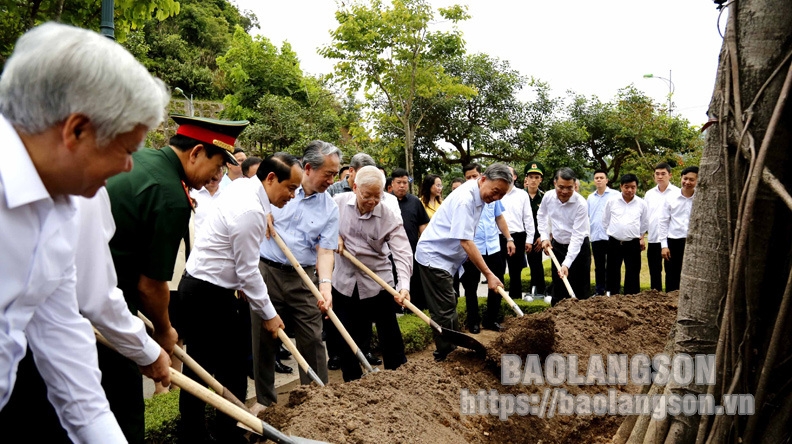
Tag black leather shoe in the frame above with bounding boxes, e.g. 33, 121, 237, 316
433, 346, 457, 362
274, 359, 293, 374
364, 352, 382, 365
327, 355, 342, 370
277, 344, 292, 360
469, 324, 480, 334
482, 322, 503, 332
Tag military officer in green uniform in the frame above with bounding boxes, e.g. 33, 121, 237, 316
524, 161, 546, 296
102, 115, 248, 443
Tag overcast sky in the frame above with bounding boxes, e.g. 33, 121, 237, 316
232, 0, 726, 125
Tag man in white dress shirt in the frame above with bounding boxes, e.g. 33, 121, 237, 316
0, 188, 173, 441
587, 169, 618, 296
644, 162, 680, 291
498, 166, 535, 303
658, 166, 698, 292
602, 174, 649, 295
0, 22, 168, 442
415, 163, 514, 362
537, 167, 591, 305
178, 153, 300, 442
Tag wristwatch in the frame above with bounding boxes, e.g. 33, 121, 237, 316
506, 238, 515, 243
318, 279, 332, 285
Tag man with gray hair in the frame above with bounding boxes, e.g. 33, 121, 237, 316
332, 166, 411, 381
538, 167, 591, 305
415, 163, 515, 362
252, 140, 341, 406
0, 22, 169, 442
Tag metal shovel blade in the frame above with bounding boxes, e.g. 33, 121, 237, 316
440, 327, 487, 355
261, 421, 329, 444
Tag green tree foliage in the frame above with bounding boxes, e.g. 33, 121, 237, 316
216, 27, 347, 154
555, 86, 702, 189
0, 0, 180, 65
413, 53, 526, 167
123, 0, 257, 99
320, 0, 476, 179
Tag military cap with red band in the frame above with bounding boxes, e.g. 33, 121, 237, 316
170, 115, 249, 166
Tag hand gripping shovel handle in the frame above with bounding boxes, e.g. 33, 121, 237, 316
277, 329, 324, 386
267, 221, 376, 374
94, 329, 325, 444
341, 250, 442, 334
137, 313, 249, 412
546, 248, 577, 299
496, 286, 524, 317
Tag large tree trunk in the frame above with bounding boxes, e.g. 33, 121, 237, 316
617, 1, 792, 443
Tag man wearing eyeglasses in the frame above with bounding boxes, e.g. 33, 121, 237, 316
537, 167, 591, 305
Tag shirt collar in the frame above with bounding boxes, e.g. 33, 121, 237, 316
343, 191, 382, 218
254, 178, 271, 209
469, 179, 484, 208
162, 145, 188, 181
1, 115, 56, 209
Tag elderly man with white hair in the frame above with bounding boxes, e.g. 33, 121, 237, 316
332, 166, 411, 381
0, 22, 169, 442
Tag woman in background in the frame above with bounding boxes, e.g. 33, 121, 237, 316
420, 174, 443, 219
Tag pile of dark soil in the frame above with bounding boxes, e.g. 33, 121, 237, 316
260, 291, 678, 443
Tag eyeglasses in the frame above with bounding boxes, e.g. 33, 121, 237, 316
555, 185, 574, 192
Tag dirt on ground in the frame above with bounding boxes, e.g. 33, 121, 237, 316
259, 290, 678, 444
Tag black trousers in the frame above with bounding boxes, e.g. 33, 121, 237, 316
606, 237, 642, 295
647, 242, 666, 291
500, 231, 528, 301
0, 349, 71, 442
177, 274, 248, 443
591, 239, 609, 295
550, 238, 591, 305
665, 238, 687, 292
460, 252, 504, 328
527, 232, 546, 293
418, 263, 459, 355
332, 286, 406, 381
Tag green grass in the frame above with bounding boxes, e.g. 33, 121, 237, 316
503, 251, 654, 295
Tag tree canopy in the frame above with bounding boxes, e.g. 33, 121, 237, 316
321, 0, 475, 180
0, 0, 181, 65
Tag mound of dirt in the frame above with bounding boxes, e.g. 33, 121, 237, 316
260, 291, 678, 444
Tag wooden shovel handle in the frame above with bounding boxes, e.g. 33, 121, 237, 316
496, 286, 524, 317
267, 221, 373, 373
137, 312, 249, 411
277, 329, 325, 387
340, 250, 440, 333
169, 369, 264, 435
546, 248, 577, 299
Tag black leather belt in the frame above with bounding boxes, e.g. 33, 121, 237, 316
260, 256, 299, 271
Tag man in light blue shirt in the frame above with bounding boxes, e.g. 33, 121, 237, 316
252, 140, 340, 406
460, 200, 506, 333
416, 163, 515, 362
587, 169, 618, 295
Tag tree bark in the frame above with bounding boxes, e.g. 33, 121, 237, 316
617, 1, 792, 443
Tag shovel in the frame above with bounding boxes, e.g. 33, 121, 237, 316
93, 329, 326, 444
546, 248, 577, 299
268, 221, 379, 375
277, 329, 324, 387
496, 286, 524, 317
341, 250, 487, 356
137, 312, 250, 412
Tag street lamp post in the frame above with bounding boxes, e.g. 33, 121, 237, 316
174, 87, 194, 116
643, 70, 675, 114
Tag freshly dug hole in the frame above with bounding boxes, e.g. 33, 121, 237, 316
259, 291, 678, 444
